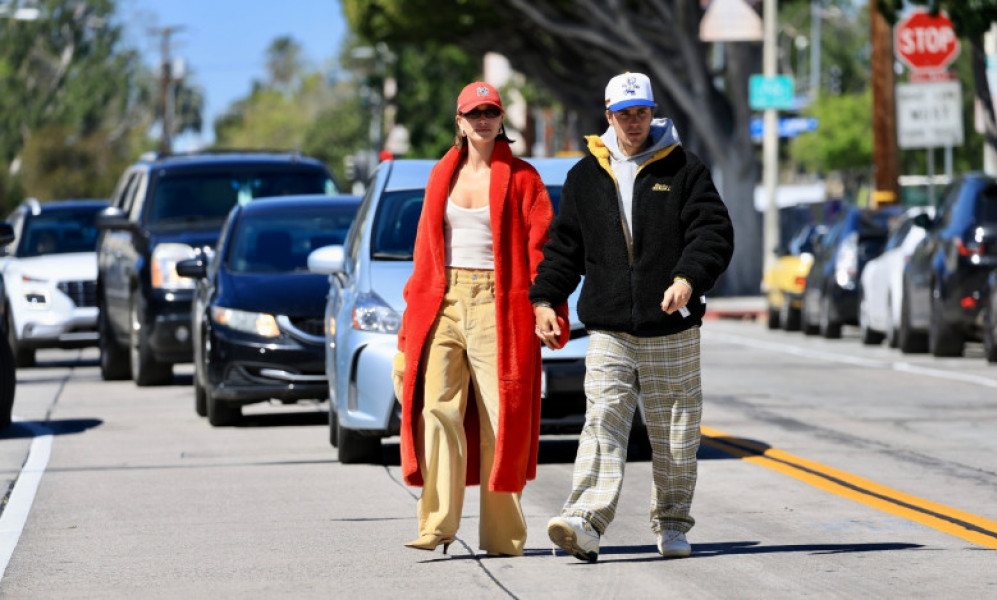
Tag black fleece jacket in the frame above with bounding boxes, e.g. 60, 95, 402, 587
530, 140, 734, 336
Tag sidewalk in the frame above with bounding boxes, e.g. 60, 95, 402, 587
704, 295, 766, 321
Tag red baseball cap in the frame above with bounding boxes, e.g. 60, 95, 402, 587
457, 81, 504, 114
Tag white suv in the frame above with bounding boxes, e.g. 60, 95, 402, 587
2, 198, 108, 367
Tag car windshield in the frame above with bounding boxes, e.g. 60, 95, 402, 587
226, 206, 357, 273
148, 169, 337, 227
369, 185, 564, 261
18, 207, 104, 257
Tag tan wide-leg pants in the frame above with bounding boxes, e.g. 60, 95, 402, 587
415, 268, 527, 556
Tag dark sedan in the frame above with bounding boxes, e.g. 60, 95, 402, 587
801, 205, 903, 338
177, 194, 361, 426
900, 174, 997, 356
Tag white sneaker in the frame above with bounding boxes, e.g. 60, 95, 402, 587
547, 516, 600, 562
657, 530, 691, 558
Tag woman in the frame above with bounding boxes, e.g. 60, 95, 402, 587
393, 81, 569, 556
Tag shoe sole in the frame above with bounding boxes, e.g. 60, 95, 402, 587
659, 547, 691, 559
548, 521, 598, 562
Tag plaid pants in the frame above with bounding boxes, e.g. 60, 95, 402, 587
560, 327, 702, 535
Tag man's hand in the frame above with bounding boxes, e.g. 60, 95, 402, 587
533, 305, 563, 349
660, 280, 692, 315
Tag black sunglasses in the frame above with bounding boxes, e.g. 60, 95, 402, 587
461, 107, 502, 119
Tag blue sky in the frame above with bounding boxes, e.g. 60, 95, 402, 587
118, 0, 349, 149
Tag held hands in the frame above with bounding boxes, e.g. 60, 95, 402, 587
533, 305, 563, 350
660, 280, 692, 315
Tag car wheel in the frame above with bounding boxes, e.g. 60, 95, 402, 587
206, 388, 241, 427
6, 311, 34, 368
780, 296, 801, 332
898, 289, 927, 354
0, 338, 15, 431
766, 305, 780, 330
99, 308, 131, 380
885, 294, 899, 348
801, 293, 819, 336
858, 291, 884, 345
928, 291, 963, 357
328, 406, 339, 448
337, 420, 382, 464
129, 297, 173, 386
984, 307, 997, 364
819, 293, 842, 339
193, 327, 208, 417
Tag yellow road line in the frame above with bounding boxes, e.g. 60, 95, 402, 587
701, 425, 997, 550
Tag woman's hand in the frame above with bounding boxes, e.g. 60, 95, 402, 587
533, 305, 563, 350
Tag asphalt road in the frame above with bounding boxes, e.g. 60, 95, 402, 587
0, 317, 995, 599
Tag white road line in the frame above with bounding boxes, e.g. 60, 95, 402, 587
704, 331, 997, 389
0, 419, 54, 579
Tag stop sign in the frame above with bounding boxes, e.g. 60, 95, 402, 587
895, 10, 961, 71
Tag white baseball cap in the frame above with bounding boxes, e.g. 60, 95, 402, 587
604, 72, 656, 112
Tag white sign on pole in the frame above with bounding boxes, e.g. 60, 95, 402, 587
896, 81, 964, 148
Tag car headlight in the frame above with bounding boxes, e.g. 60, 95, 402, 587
211, 306, 280, 338
834, 232, 859, 290
351, 292, 400, 333
151, 243, 197, 290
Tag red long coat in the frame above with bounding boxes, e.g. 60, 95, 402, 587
396, 141, 569, 493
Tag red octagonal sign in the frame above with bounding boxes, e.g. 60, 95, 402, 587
895, 10, 961, 71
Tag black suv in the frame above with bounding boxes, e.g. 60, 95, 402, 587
96, 151, 340, 385
899, 174, 997, 356
801, 205, 902, 338
0, 221, 15, 430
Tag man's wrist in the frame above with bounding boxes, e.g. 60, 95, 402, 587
673, 277, 692, 292
532, 300, 553, 309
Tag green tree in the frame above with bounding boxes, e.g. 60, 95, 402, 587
213, 37, 367, 186
0, 0, 164, 208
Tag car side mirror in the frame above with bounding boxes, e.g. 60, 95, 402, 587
911, 213, 932, 229
175, 257, 207, 279
96, 206, 134, 230
308, 244, 346, 275
0, 222, 13, 247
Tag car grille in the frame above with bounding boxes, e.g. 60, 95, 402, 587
57, 280, 97, 307
288, 317, 324, 337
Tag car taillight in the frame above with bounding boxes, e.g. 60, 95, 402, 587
794, 276, 807, 287
960, 296, 978, 309
955, 237, 984, 257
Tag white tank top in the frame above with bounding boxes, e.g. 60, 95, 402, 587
444, 198, 494, 269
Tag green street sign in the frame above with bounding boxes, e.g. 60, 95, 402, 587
749, 75, 795, 110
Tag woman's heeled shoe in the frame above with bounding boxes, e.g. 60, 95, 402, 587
405, 534, 455, 554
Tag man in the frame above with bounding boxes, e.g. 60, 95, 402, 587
530, 72, 734, 562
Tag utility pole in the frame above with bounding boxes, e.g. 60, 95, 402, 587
151, 26, 183, 155
870, 2, 899, 206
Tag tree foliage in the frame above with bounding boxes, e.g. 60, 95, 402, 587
0, 0, 184, 207
212, 36, 367, 186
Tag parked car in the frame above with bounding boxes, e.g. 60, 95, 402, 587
177, 195, 361, 425
307, 157, 612, 464
1, 198, 108, 367
858, 206, 934, 346
983, 270, 997, 363
801, 205, 903, 338
899, 174, 997, 356
761, 223, 824, 331
96, 151, 340, 386
0, 221, 16, 430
